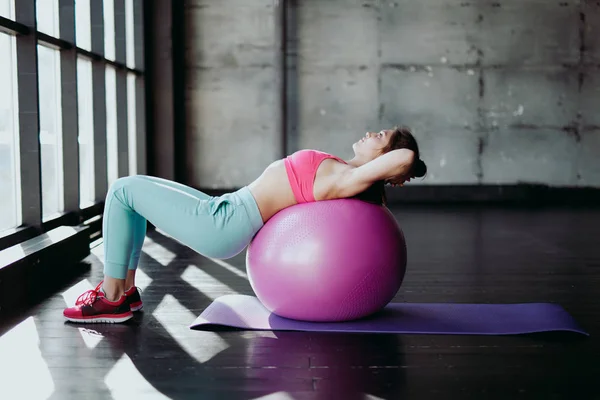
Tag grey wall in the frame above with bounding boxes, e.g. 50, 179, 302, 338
185, 0, 279, 189
185, 0, 600, 189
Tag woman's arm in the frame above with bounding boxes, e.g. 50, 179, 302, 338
334, 149, 415, 198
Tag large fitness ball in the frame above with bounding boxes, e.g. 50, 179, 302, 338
246, 199, 407, 322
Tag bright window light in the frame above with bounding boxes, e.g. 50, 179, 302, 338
77, 56, 95, 207
106, 65, 118, 187
36, 0, 60, 37
38, 44, 65, 221
0, 32, 20, 232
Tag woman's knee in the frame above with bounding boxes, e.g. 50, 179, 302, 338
106, 175, 145, 200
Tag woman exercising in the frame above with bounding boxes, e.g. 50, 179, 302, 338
64, 126, 427, 323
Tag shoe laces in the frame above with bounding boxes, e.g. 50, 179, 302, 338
75, 281, 104, 306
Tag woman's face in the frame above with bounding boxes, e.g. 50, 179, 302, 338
352, 130, 393, 159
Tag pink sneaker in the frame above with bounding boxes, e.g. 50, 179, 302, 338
64, 284, 133, 323
125, 285, 144, 312
75, 281, 143, 312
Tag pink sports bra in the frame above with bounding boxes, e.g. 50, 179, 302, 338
283, 149, 347, 203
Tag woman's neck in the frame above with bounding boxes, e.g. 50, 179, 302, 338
345, 155, 372, 168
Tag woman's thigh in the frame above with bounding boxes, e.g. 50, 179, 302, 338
108, 176, 255, 259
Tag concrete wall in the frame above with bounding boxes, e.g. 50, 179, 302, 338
185, 0, 279, 188
185, 0, 600, 188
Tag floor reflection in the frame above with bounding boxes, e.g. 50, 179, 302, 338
62, 318, 407, 399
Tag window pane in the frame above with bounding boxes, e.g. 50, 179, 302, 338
75, 0, 91, 51
125, 0, 135, 68
0, 33, 20, 232
36, 0, 59, 37
104, 0, 115, 60
0, 0, 14, 19
77, 56, 95, 207
106, 65, 118, 186
38, 45, 64, 220
127, 73, 136, 175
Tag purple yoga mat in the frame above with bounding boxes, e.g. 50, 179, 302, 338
190, 294, 588, 336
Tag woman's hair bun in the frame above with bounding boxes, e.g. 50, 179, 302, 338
413, 159, 427, 178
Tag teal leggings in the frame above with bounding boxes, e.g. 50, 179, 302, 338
102, 175, 264, 279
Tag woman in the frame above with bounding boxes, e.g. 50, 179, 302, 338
64, 126, 427, 323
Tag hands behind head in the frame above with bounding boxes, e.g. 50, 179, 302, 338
385, 174, 412, 188
386, 157, 425, 187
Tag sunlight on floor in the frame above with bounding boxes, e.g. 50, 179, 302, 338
207, 256, 248, 279
146, 234, 178, 266
152, 294, 229, 363
61, 278, 94, 307
133, 267, 153, 291
240, 331, 278, 339
105, 354, 171, 400
91, 240, 105, 258
77, 327, 104, 349
0, 317, 54, 399
252, 392, 296, 400
181, 264, 237, 300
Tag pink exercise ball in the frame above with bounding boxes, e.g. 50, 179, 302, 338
246, 199, 407, 322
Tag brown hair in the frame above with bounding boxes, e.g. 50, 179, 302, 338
352, 126, 427, 206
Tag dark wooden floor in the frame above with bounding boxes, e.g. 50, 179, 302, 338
1, 205, 599, 400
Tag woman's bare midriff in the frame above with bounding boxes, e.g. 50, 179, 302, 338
247, 158, 352, 223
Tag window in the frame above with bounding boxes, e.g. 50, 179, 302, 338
36, 0, 60, 37
0, 0, 14, 20
104, 0, 115, 60
77, 56, 95, 207
127, 73, 137, 175
125, 0, 135, 68
0, 33, 20, 232
37, 44, 64, 220
75, 0, 91, 51
1, 0, 145, 238
106, 65, 118, 186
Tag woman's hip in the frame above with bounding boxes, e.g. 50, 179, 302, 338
192, 186, 264, 258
